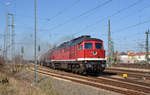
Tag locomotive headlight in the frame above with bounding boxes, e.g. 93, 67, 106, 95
93, 51, 97, 55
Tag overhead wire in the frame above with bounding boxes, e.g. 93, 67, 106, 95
47, 0, 81, 22
138, 4, 150, 12
15, 0, 81, 23
113, 19, 150, 34
111, 3, 150, 35
72, 0, 143, 36
14, 0, 81, 33
39, 0, 81, 31
112, 29, 146, 52
68, 0, 147, 52
47, 0, 112, 31
107, 2, 150, 41
114, 3, 150, 25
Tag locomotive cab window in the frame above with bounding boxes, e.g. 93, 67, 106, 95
95, 43, 103, 49
85, 43, 93, 49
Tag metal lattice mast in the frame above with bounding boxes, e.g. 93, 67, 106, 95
12, 14, 15, 61
8, 13, 15, 61
4, 12, 8, 60
145, 30, 149, 64
4, 12, 10, 60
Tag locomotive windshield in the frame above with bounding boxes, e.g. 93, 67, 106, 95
85, 43, 93, 49
95, 43, 103, 49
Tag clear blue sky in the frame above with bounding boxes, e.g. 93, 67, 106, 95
0, 0, 150, 59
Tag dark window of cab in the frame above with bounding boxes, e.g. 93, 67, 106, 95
85, 43, 93, 49
95, 43, 103, 49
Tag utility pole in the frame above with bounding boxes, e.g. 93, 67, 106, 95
145, 30, 149, 65
107, 19, 114, 67
108, 19, 111, 67
34, 0, 38, 83
3, 2, 11, 61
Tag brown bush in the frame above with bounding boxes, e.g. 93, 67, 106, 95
13, 55, 22, 64
0, 56, 5, 66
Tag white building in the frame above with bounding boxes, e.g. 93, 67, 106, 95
119, 52, 150, 64
134, 52, 150, 62
119, 52, 129, 63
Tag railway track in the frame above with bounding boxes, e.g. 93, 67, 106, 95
28, 65, 150, 95
112, 64, 150, 69
105, 68, 150, 80
99, 76, 150, 87
106, 68, 150, 74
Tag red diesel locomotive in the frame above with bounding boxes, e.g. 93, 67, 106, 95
40, 35, 106, 74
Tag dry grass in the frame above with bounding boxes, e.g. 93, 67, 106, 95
0, 65, 57, 95
0, 73, 49, 95
0, 83, 17, 95
38, 78, 58, 95
0, 55, 57, 95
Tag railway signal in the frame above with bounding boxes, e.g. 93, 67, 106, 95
38, 45, 40, 52
21, 46, 24, 59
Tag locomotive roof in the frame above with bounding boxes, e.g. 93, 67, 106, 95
54, 35, 103, 50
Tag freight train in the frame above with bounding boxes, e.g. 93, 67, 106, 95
39, 35, 106, 74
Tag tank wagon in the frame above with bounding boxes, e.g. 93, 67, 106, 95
40, 35, 106, 74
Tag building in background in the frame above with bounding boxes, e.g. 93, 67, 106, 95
112, 51, 150, 64
134, 52, 150, 63
119, 52, 129, 63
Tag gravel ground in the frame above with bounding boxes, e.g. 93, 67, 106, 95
16, 67, 122, 95
1, 63, 123, 95
47, 75, 122, 95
